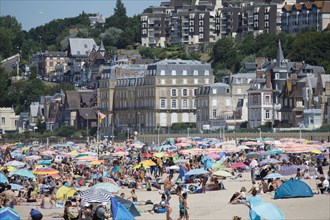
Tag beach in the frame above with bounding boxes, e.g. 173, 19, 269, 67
14, 172, 330, 220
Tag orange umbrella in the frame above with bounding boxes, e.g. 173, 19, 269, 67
76, 156, 98, 161
41, 151, 56, 155
91, 160, 105, 165
26, 155, 42, 160
33, 167, 59, 175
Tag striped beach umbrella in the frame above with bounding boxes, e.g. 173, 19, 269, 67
78, 188, 112, 204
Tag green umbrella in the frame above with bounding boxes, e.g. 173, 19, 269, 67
75, 153, 89, 159
92, 182, 120, 193
213, 170, 232, 177
212, 162, 224, 170
9, 169, 36, 179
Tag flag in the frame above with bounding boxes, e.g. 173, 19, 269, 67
98, 112, 106, 124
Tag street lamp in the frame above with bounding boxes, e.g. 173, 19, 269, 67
137, 112, 141, 134
157, 126, 160, 147
198, 109, 202, 131
127, 128, 130, 140
86, 113, 89, 143
258, 128, 261, 139
187, 127, 190, 138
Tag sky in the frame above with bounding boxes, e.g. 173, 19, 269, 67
0, 0, 163, 30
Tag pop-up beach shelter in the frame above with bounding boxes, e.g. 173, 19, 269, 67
274, 180, 313, 199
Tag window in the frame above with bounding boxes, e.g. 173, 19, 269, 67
161, 79, 165, 85
194, 79, 199, 84
226, 88, 230, 94
182, 89, 188, 96
182, 100, 188, 109
160, 99, 166, 109
1, 117, 5, 124
204, 70, 209, 75
193, 99, 197, 108
265, 95, 270, 103
265, 110, 270, 119
237, 88, 242, 94
171, 70, 176, 75
193, 70, 198, 75
265, 22, 269, 28
171, 89, 177, 96
84, 44, 88, 48
172, 79, 176, 84
160, 70, 165, 75
183, 79, 187, 84
205, 79, 209, 84
199, 34, 204, 39
49, 61, 54, 67
193, 89, 197, 96
226, 98, 231, 106
182, 70, 187, 75
213, 110, 217, 118
213, 89, 217, 94
199, 27, 204, 32
171, 99, 177, 109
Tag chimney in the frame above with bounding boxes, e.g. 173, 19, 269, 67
325, 81, 330, 96
256, 70, 263, 79
266, 73, 271, 89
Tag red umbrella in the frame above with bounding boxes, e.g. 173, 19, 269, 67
230, 162, 247, 168
142, 153, 153, 157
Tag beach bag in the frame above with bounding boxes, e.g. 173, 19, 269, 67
30, 209, 43, 220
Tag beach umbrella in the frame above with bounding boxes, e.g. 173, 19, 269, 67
78, 188, 112, 204
260, 158, 281, 165
11, 152, 24, 159
280, 165, 305, 176
9, 169, 36, 179
0, 207, 20, 220
75, 153, 89, 158
133, 164, 150, 169
310, 149, 322, 154
174, 159, 189, 164
212, 162, 224, 170
92, 182, 120, 193
154, 152, 165, 158
10, 183, 24, 191
230, 162, 247, 168
169, 165, 180, 170
185, 168, 208, 176
315, 155, 325, 159
33, 167, 59, 175
142, 153, 153, 157
213, 170, 232, 177
76, 161, 91, 167
264, 173, 283, 179
91, 160, 104, 165
4, 160, 25, 167
207, 152, 221, 159
38, 160, 52, 166
0, 172, 8, 183
237, 145, 249, 150
41, 150, 56, 155
26, 155, 41, 160
111, 166, 123, 173
140, 159, 156, 166
251, 202, 284, 220
246, 152, 260, 159
112, 151, 129, 157
76, 156, 98, 161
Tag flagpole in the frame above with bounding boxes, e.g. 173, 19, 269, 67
97, 110, 100, 158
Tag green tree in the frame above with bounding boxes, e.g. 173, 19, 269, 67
106, 0, 128, 30
57, 125, 77, 137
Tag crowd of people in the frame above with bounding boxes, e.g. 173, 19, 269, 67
0, 137, 329, 220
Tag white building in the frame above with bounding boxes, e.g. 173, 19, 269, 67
0, 107, 19, 135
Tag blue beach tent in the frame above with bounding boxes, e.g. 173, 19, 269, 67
274, 180, 313, 199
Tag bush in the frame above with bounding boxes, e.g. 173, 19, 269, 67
57, 126, 77, 137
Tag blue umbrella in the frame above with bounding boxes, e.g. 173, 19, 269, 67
251, 202, 285, 220
10, 184, 24, 191
9, 169, 36, 179
280, 165, 305, 176
185, 168, 208, 176
260, 158, 281, 165
316, 155, 325, 159
0, 172, 8, 183
264, 173, 283, 179
38, 160, 52, 165
0, 207, 20, 220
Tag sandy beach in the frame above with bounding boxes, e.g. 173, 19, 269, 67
14, 172, 330, 220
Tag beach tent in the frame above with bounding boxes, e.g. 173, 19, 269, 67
55, 186, 77, 201
113, 196, 141, 217
274, 180, 313, 199
111, 197, 135, 220
0, 207, 20, 220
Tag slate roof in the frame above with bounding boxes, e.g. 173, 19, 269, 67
69, 38, 97, 58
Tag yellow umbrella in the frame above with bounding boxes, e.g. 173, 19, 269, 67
0, 166, 16, 171
310, 149, 322, 154
133, 164, 150, 169
21, 147, 29, 153
154, 152, 165, 158
140, 159, 156, 166
91, 160, 104, 165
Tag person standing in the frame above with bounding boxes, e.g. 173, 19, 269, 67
164, 174, 174, 197
178, 192, 189, 220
